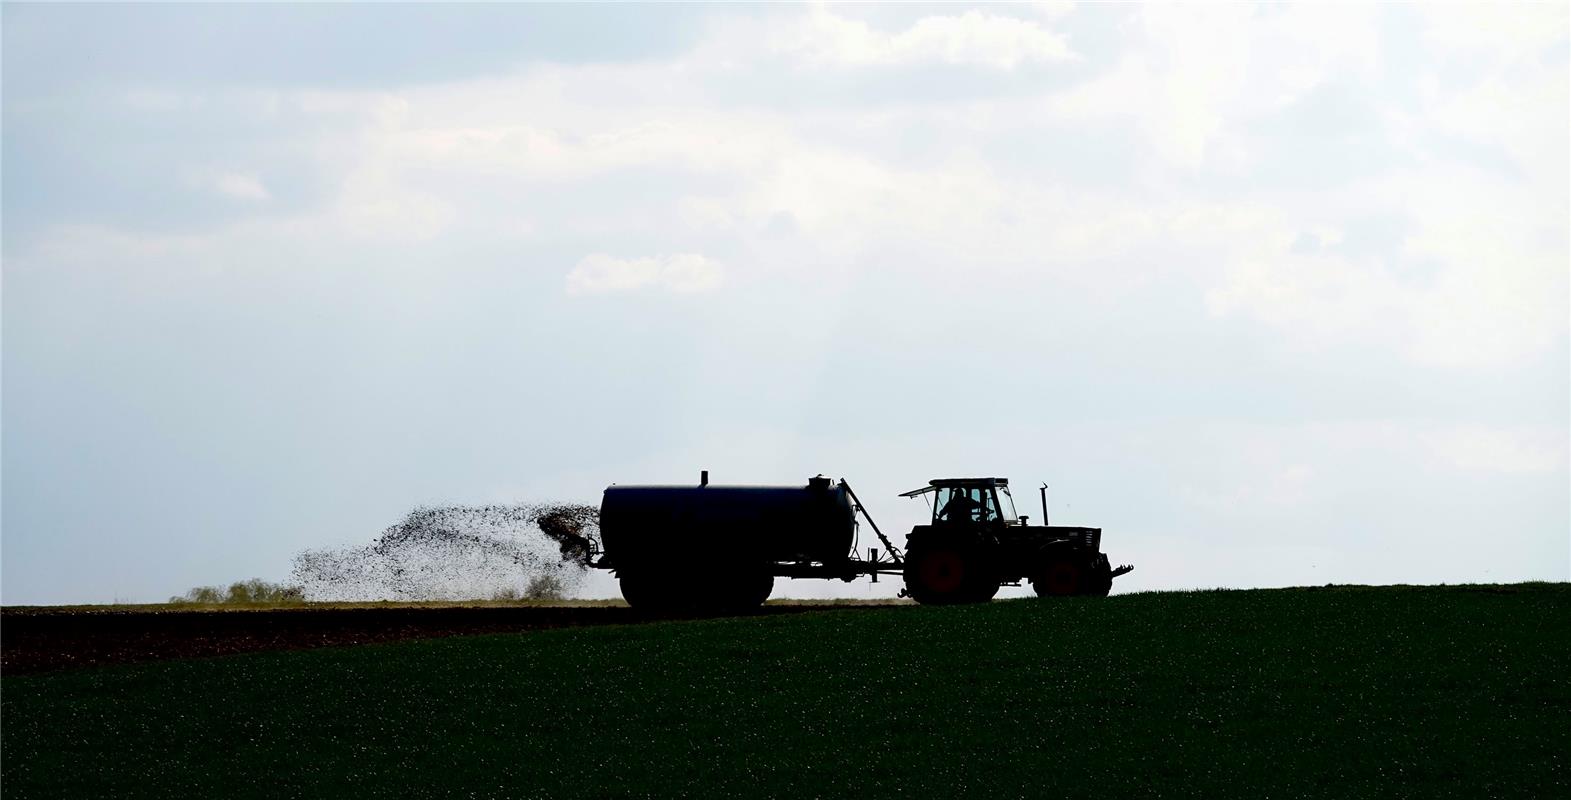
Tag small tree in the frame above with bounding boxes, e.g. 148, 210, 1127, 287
523, 574, 565, 601
169, 585, 223, 604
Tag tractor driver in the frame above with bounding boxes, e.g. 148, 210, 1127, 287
940, 489, 980, 524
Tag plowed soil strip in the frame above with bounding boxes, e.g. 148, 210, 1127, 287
0, 604, 883, 675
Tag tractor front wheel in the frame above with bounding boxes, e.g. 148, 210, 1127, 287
1032, 558, 1086, 597
1087, 559, 1114, 597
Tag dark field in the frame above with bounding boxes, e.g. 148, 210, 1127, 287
3, 584, 1568, 798
0, 601, 894, 675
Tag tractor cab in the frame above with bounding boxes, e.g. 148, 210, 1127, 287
899, 477, 1021, 527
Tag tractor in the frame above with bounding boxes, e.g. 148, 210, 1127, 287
896, 478, 1132, 604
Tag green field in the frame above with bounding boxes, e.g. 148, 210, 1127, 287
4, 584, 1567, 798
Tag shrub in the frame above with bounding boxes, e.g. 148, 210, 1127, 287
169, 579, 304, 605
523, 575, 565, 601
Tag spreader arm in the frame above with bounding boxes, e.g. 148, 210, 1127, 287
840, 480, 903, 564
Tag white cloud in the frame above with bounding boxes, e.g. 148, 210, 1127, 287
1419, 2, 1570, 57
1027, 1, 1076, 21
7, 2, 1568, 602
212, 172, 270, 201
1423, 66, 1569, 177
123, 87, 190, 112
24, 2, 1568, 370
1048, 3, 1384, 168
565, 253, 724, 295
385, 116, 792, 182
776, 6, 1076, 69
183, 169, 271, 201
1422, 426, 1567, 475
1201, 160, 1567, 369
331, 162, 456, 243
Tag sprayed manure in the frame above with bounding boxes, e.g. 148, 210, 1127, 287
290, 503, 601, 602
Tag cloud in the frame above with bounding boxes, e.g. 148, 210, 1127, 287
1027, 1, 1077, 21
775, 6, 1076, 69
122, 87, 189, 112
1422, 426, 1567, 475
5, 2, 1567, 603
182, 169, 271, 201
565, 253, 723, 295
12, 2, 1567, 371
212, 172, 270, 201
1202, 163, 1568, 369
1418, 2, 1570, 56
1047, 3, 1384, 168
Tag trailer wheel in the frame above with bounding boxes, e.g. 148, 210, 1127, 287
618, 570, 671, 611
714, 571, 774, 610
743, 572, 775, 607
1032, 559, 1085, 597
620, 569, 703, 612
904, 540, 997, 605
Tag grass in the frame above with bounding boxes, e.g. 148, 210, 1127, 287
3, 584, 1567, 798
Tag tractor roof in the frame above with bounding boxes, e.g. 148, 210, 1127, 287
898, 477, 1009, 497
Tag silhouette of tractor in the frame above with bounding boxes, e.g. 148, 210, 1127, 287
896, 478, 1133, 604
593, 472, 1132, 608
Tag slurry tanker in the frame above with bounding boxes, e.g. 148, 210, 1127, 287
588, 472, 1133, 609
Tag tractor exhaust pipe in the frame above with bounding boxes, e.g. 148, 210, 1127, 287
1039, 484, 1050, 526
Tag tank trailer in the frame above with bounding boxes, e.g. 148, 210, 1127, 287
590, 473, 1133, 609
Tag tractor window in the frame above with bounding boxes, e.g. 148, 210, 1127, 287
981, 490, 999, 522
936, 486, 999, 524
994, 487, 1018, 522
935, 487, 971, 523
934, 487, 956, 522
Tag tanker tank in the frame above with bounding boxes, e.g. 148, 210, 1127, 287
599, 474, 855, 567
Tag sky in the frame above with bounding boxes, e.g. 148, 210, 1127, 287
3, 1, 1567, 605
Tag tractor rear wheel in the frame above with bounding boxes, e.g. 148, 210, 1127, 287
903, 540, 998, 605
